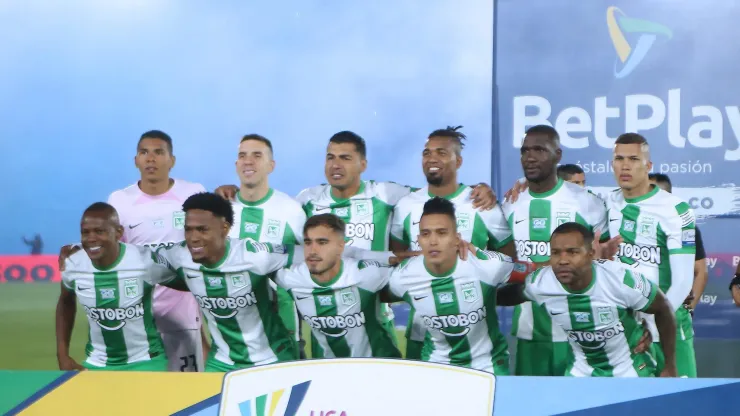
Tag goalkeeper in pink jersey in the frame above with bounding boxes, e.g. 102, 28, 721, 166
106, 130, 208, 372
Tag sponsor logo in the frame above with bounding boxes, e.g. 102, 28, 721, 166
195, 293, 257, 319
574, 312, 591, 323
345, 223, 375, 241
606, 6, 672, 79
618, 242, 662, 264
682, 229, 696, 247
318, 295, 333, 306
303, 312, 366, 337
334, 207, 349, 217
532, 218, 547, 229
623, 220, 636, 232
84, 303, 145, 331
422, 307, 487, 337
437, 292, 454, 304
515, 240, 550, 259
237, 381, 311, 416
99, 288, 116, 299
243, 222, 259, 234
143, 241, 177, 250
568, 322, 626, 350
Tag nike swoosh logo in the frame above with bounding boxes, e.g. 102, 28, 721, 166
610, 219, 621, 222
412, 221, 420, 226
128, 223, 143, 229
314, 206, 332, 212
186, 274, 199, 279
413, 295, 428, 301
296, 296, 311, 300
78, 286, 90, 291
515, 219, 526, 224
550, 311, 566, 316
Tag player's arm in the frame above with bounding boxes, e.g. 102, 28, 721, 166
481, 206, 516, 258
646, 291, 677, 377
588, 191, 611, 243
244, 239, 300, 274
390, 203, 411, 252
688, 227, 708, 310
496, 268, 542, 306
664, 202, 697, 311
56, 272, 84, 371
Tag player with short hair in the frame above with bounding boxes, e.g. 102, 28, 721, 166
609, 133, 697, 377
501, 124, 610, 376
227, 134, 307, 356
557, 164, 586, 187
274, 214, 401, 358
56, 203, 180, 371
106, 130, 208, 372
385, 197, 516, 373
649, 173, 708, 313
500, 222, 677, 377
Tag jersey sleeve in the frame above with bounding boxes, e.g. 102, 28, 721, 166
586, 191, 610, 241
358, 260, 394, 292
663, 201, 697, 311
244, 239, 297, 274
273, 268, 292, 290
479, 206, 514, 249
107, 191, 129, 242
386, 269, 407, 299
620, 268, 658, 312
473, 249, 515, 287
148, 250, 179, 285
287, 203, 307, 245
295, 186, 319, 216
521, 270, 544, 304
61, 266, 75, 292
390, 201, 411, 245
377, 182, 413, 206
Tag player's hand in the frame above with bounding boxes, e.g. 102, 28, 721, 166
504, 179, 528, 203
58, 355, 85, 371
58, 244, 82, 272
456, 240, 477, 261
592, 231, 622, 260
215, 185, 239, 201
633, 319, 653, 354
389, 250, 422, 265
683, 291, 696, 316
660, 365, 678, 377
471, 183, 496, 211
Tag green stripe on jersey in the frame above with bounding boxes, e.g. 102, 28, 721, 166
567, 295, 613, 376
201, 269, 251, 365
618, 205, 640, 265
312, 287, 352, 357
93, 271, 128, 365
370, 198, 392, 251
656, 223, 670, 293
480, 281, 508, 368
358, 288, 400, 358
528, 199, 552, 263
251, 271, 296, 361
431, 277, 472, 367
141, 282, 160, 357
238, 207, 264, 240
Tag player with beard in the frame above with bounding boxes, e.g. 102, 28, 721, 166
500, 125, 610, 376
390, 126, 515, 361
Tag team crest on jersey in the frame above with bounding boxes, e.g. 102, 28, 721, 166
456, 213, 471, 231
335, 207, 349, 217
437, 292, 454, 304
461, 283, 478, 303
266, 219, 281, 238
231, 275, 247, 288
354, 201, 371, 217
597, 307, 614, 325
574, 312, 591, 323
340, 290, 356, 306
318, 295, 333, 306
556, 212, 571, 226
123, 279, 139, 298
623, 220, 636, 232
173, 211, 186, 230
99, 288, 116, 299
207, 277, 223, 288
532, 218, 547, 229
639, 216, 655, 237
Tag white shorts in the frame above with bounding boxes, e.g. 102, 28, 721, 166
161, 329, 204, 372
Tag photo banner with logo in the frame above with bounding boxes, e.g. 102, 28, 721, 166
494, 0, 740, 340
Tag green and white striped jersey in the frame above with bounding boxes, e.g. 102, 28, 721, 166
523, 260, 658, 377
62, 243, 177, 367
501, 178, 609, 342
391, 184, 513, 251
275, 259, 400, 359
387, 250, 515, 373
606, 185, 696, 342
296, 180, 411, 325
159, 238, 299, 368
228, 188, 306, 245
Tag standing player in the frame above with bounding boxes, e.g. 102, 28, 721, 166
227, 134, 307, 356
276, 214, 401, 358
608, 133, 697, 377
501, 125, 609, 376
649, 173, 708, 313
501, 222, 677, 377
391, 126, 514, 361
107, 130, 207, 372
557, 164, 586, 187
56, 203, 180, 371
386, 197, 516, 373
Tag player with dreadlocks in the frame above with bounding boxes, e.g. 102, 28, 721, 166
390, 126, 515, 365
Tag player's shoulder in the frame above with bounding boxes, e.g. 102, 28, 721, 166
526, 265, 554, 287
65, 249, 92, 272
368, 180, 412, 199
270, 189, 305, 211
173, 178, 206, 197
470, 249, 513, 264
391, 255, 423, 276
650, 189, 694, 224
107, 183, 141, 206
394, 187, 426, 210
295, 184, 329, 204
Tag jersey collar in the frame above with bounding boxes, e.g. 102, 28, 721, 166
237, 188, 274, 206
330, 181, 366, 204
560, 263, 597, 294
529, 178, 564, 198
424, 258, 458, 278
92, 243, 127, 271
427, 183, 466, 200
201, 239, 231, 270
311, 260, 344, 287
624, 184, 659, 204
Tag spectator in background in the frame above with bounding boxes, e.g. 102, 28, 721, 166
556, 164, 586, 187
649, 173, 708, 312
22, 234, 43, 255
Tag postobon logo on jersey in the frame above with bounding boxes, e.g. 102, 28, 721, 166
84, 304, 145, 331
515, 240, 550, 258
196, 293, 257, 319
618, 243, 661, 264
422, 307, 486, 337
303, 312, 366, 337
568, 322, 626, 350
346, 223, 375, 240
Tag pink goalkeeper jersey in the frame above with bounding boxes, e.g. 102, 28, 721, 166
108, 179, 206, 332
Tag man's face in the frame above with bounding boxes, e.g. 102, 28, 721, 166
236, 139, 275, 188
566, 173, 586, 187
550, 232, 593, 286
422, 137, 461, 186
135, 138, 175, 181
520, 133, 561, 183
613, 144, 652, 191
184, 210, 230, 264
417, 213, 460, 267
325, 142, 366, 191
80, 214, 122, 262
303, 225, 345, 275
